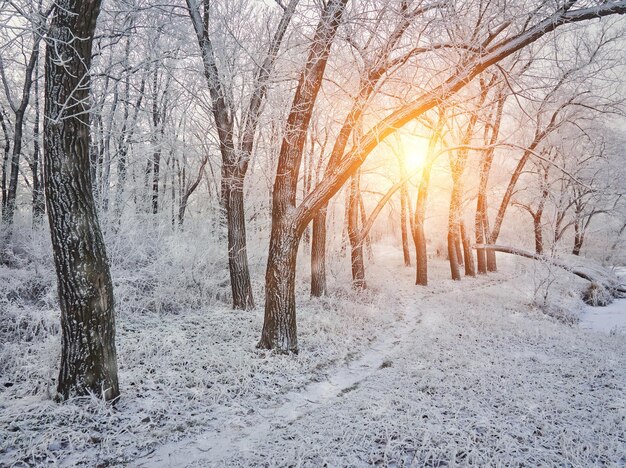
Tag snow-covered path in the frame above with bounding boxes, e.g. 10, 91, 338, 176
137, 269, 509, 467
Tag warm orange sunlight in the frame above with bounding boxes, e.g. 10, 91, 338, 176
399, 134, 431, 172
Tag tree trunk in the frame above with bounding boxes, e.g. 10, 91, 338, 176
258, 222, 300, 353
447, 230, 461, 280
534, 214, 543, 255
572, 222, 583, 255
310, 207, 327, 297
151, 67, 161, 216
31, 62, 45, 225
400, 180, 411, 266
3, 112, 25, 226
460, 221, 475, 276
413, 220, 428, 286
348, 174, 366, 289
475, 196, 487, 274
226, 177, 255, 309
0, 111, 9, 214
44, 0, 119, 402
448, 171, 463, 281
455, 227, 464, 266
412, 114, 444, 286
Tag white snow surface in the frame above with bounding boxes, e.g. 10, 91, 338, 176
1, 236, 625, 467
580, 267, 626, 334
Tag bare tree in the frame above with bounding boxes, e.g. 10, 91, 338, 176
186, 0, 300, 310
0, 1, 48, 228
44, 0, 119, 401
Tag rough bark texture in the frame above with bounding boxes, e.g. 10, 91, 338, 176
44, 0, 119, 401
227, 181, 255, 308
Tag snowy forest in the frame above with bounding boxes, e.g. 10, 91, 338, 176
1, 0, 626, 466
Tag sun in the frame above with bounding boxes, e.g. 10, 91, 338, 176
400, 134, 431, 172
405, 151, 427, 171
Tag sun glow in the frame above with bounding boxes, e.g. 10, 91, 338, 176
400, 134, 431, 173
405, 151, 427, 171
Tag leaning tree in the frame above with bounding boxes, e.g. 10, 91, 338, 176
44, 0, 119, 401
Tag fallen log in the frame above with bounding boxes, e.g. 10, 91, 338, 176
473, 244, 626, 296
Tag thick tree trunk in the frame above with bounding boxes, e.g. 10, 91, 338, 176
226, 178, 255, 309
258, 223, 300, 353
486, 246, 498, 272
310, 207, 327, 296
412, 111, 445, 286
460, 221, 475, 277
44, 0, 119, 401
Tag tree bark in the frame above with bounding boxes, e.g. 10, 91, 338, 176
400, 169, 411, 266
44, 0, 119, 401
30, 74, 45, 225
227, 178, 255, 309
0, 110, 9, 213
310, 207, 327, 296
447, 230, 461, 280
460, 221, 475, 276
534, 214, 544, 255
348, 174, 366, 289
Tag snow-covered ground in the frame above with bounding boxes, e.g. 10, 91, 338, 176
580, 266, 626, 334
580, 299, 626, 334
1, 238, 625, 467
